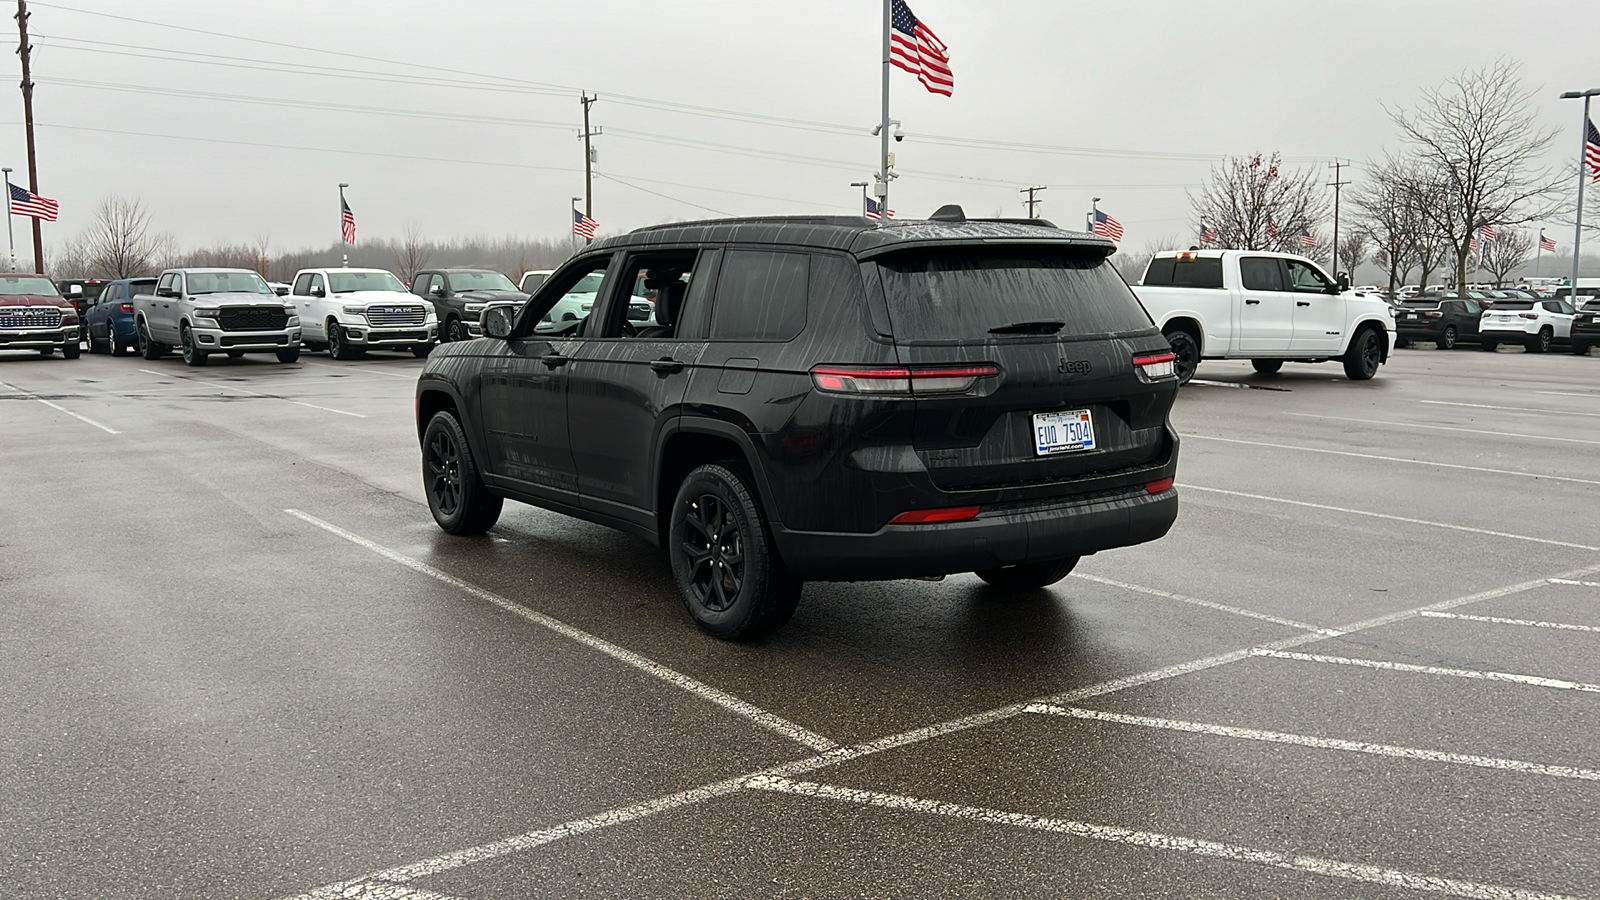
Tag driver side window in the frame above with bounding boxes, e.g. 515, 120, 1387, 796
1285, 260, 1331, 293
600, 250, 703, 340
292, 273, 313, 296
529, 256, 613, 336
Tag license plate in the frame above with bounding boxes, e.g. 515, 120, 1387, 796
1402, 313, 1417, 319
1033, 409, 1096, 456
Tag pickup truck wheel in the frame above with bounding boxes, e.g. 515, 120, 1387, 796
180, 325, 208, 367
670, 463, 801, 641
423, 411, 502, 535
445, 317, 467, 343
975, 556, 1080, 590
328, 320, 363, 360
61, 340, 80, 359
1251, 359, 1283, 375
1529, 327, 1552, 354
1438, 325, 1458, 349
1163, 328, 1200, 385
137, 322, 165, 360
1480, 339, 1498, 352
1342, 327, 1382, 380
276, 346, 301, 363
1394, 337, 1412, 349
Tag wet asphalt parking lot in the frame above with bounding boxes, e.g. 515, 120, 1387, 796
4, 341, 1600, 899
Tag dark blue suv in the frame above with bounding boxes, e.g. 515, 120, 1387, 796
414, 212, 1181, 639
86, 277, 156, 356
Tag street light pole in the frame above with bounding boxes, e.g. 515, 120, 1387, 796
1560, 89, 1600, 301
850, 180, 870, 217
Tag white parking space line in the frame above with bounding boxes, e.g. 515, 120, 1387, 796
1419, 400, 1600, 419
1253, 649, 1600, 695
283, 510, 837, 752
1072, 572, 1335, 633
320, 882, 469, 900
1418, 610, 1600, 634
1182, 484, 1600, 552
1026, 705, 1600, 782
1535, 391, 1600, 399
1284, 412, 1600, 447
137, 369, 367, 418
1182, 434, 1600, 487
1549, 579, 1600, 588
744, 777, 1581, 900
1, 382, 120, 434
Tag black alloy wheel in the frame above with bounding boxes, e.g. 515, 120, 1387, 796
328, 320, 362, 360
1530, 327, 1553, 354
1164, 328, 1200, 385
1342, 327, 1382, 380
1438, 325, 1457, 350
669, 463, 800, 641
422, 411, 502, 534
180, 324, 208, 367
446, 317, 467, 343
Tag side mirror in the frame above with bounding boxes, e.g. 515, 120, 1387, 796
68, 284, 84, 295
156, 287, 176, 298
430, 285, 446, 297
482, 305, 515, 339
273, 285, 289, 297
1334, 273, 1350, 293
310, 286, 326, 298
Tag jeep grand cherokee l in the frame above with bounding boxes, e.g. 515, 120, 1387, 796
414, 212, 1181, 640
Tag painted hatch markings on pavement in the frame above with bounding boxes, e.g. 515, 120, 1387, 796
1025, 705, 1600, 782
1072, 571, 1337, 634
743, 777, 1584, 900
1, 380, 121, 434
1182, 484, 1600, 552
1182, 433, 1600, 488
273, 561, 1600, 900
1254, 649, 1600, 695
1418, 610, 1600, 634
136, 368, 368, 418
283, 509, 838, 753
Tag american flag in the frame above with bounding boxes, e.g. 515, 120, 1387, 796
864, 197, 895, 220
1540, 232, 1557, 252
1586, 117, 1600, 183
1478, 223, 1496, 242
1299, 227, 1317, 248
1199, 223, 1218, 245
1091, 209, 1123, 242
573, 208, 598, 240
9, 183, 58, 221
890, 0, 953, 97
341, 196, 356, 245
1267, 218, 1279, 239
1469, 236, 1480, 252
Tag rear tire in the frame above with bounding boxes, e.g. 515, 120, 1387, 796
1251, 358, 1283, 375
88, 326, 103, 353
1480, 339, 1498, 352
1394, 337, 1412, 349
975, 556, 1080, 590
276, 346, 301, 364
1342, 327, 1383, 380
1163, 327, 1200, 385
1572, 342, 1592, 356
1438, 325, 1457, 350
422, 410, 502, 535
138, 321, 166, 360
669, 463, 801, 641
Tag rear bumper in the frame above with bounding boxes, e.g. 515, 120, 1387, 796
1479, 323, 1539, 339
772, 486, 1178, 581
1570, 323, 1600, 343
0, 326, 78, 348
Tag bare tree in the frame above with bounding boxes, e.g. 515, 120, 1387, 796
1189, 153, 1329, 252
1110, 235, 1180, 282
1479, 229, 1535, 285
1336, 229, 1370, 280
249, 232, 273, 278
1388, 61, 1563, 296
77, 195, 162, 278
1351, 156, 1430, 295
1414, 233, 1453, 292
44, 233, 92, 277
392, 223, 433, 285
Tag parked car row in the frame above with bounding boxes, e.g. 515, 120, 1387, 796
1393, 295, 1595, 354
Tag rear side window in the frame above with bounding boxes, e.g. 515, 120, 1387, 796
1142, 256, 1223, 289
1240, 257, 1285, 292
710, 250, 808, 341
875, 245, 1151, 341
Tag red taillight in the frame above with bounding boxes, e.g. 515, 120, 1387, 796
811, 365, 997, 396
1146, 477, 1175, 494
1133, 351, 1177, 382
119, 302, 133, 313
1423, 311, 1443, 318
1518, 313, 1539, 320
890, 506, 981, 525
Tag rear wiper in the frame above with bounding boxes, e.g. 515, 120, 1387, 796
988, 320, 1064, 335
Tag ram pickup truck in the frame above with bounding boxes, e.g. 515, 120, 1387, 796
1134, 249, 1394, 384
0, 273, 80, 358
290, 267, 437, 359
409, 268, 527, 343
134, 268, 302, 366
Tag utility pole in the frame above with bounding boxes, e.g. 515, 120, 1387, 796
15, 0, 42, 273
1328, 160, 1351, 276
1021, 185, 1047, 218
578, 92, 600, 241
876, 0, 891, 229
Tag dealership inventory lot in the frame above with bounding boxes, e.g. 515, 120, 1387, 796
3, 349, 1599, 898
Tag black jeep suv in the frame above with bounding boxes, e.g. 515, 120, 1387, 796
415, 212, 1181, 640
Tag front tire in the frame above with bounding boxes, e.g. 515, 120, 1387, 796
422, 411, 502, 535
411, 343, 434, 358
1438, 325, 1457, 350
110, 328, 131, 356
445, 317, 467, 344
328, 320, 362, 360
1528, 327, 1552, 354
669, 463, 800, 641
1163, 327, 1200, 385
61, 340, 80, 359
180, 324, 208, 367
1251, 358, 1283, 375
276, 346, 301, 364
1342, 327, 1382, 380
975, 556, 1080, 590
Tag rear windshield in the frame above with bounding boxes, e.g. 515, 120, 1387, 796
1490, 301, 1533, 311
876, 246, 1152, 342
1400, 299, 1445, 308
1141, 255, 1224, 289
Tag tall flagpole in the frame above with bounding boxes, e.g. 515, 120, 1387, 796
338, 182, 350, 268
877, 0, 891, 229
1536, 230, 1543, 278
2, 167, 13, 272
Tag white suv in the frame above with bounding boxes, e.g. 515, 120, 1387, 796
1479, 298, 1578, 353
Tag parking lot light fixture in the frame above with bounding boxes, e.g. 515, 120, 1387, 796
1559, 89, 1600, 302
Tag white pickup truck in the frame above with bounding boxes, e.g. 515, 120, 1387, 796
1132, 249, 1395, 384
290, 267, 438, 359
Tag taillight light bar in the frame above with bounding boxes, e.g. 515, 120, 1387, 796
119, 302, 133, 313
1133, 351, 1177, 382
811, 365, 998, 396
890, 506, 981, 524
1423, 311, 1443, 318
1146, 477, 1175, 494
1518, 313, 1539, 320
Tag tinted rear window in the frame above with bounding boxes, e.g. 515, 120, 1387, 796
710, 250, 808, 341
1492, 301, 1534, 311
1400, 299, 1445, 308
1142, 256, 1223, 289
876, 246, 1151, 341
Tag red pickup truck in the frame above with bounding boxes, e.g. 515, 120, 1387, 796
0, 274, 81, 358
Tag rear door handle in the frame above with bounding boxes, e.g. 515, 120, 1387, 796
1244, 298, 1261, 305
540, 353, 569, 369
1296, 301, 1311, 307
649, 358, 685, 374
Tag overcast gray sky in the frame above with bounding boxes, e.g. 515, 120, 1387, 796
3, 0, 1595, 263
